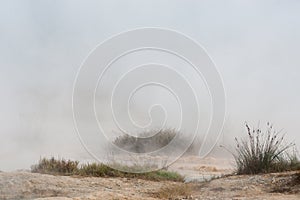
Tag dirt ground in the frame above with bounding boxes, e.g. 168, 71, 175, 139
0, 156, 299, 200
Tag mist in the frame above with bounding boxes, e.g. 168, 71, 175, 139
0, 0, 300, 171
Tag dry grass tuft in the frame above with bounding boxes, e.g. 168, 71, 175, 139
31, 157, 79, 175
150, 184, 193, 199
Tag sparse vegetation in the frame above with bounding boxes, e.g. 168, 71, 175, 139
31, 157, 184, 182
232, 123, 300, 175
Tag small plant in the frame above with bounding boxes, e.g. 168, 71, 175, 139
31, 157, 184, 182
232, 123, 299, 174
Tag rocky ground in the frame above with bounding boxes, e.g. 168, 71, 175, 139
0, 156, 299, 200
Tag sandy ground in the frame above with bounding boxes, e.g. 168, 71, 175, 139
0, 156, 299, 200
168, 156, 234, 182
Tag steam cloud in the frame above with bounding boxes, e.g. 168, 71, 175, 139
0, 0, 299, 171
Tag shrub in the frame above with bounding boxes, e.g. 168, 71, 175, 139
232, 123, 299, 174
113, 128, 176, 153
31, 157, 184, 182
113, 128, 198, 154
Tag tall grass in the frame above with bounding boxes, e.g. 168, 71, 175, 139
233, 123, 299, 174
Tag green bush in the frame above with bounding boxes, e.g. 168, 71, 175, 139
233, 123, 299, 174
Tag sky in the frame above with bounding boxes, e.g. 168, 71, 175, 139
0, 0, 300, 171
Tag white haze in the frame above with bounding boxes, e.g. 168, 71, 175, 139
0, 0, 300, 171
